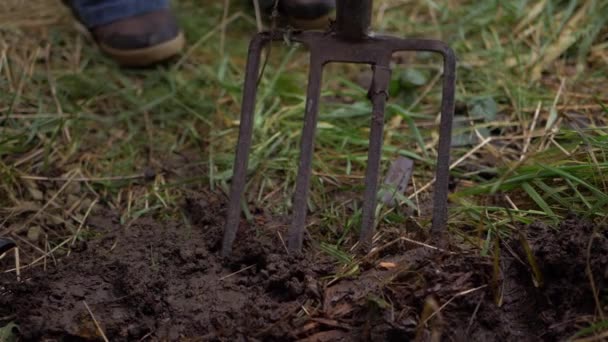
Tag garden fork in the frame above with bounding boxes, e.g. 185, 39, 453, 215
222, 0, 456, 256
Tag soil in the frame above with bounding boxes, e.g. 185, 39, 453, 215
1, 192, 606, 342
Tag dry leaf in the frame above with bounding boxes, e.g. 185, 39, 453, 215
378, 261, 397, 269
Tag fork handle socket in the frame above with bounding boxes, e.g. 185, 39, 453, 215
335, 0, 373, 40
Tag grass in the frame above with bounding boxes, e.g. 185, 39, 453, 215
0, 0, 607, 337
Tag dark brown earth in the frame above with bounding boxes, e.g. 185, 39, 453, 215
1, 193, 606, 341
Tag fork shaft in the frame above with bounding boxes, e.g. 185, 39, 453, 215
287, 57, 324, 252
335, 0, 373, 40
359, 65, 391, 252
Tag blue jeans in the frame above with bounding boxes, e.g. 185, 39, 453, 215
68, 0, 170, 28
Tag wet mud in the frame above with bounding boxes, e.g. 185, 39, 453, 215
1, 195, 606, 342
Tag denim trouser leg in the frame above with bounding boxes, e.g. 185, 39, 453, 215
68, 0, 170, 28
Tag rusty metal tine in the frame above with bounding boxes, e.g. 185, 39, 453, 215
222, 34, 269, 257
287, 56, 325, 252
359, 65, 392, 252
388, 39, 456, 236
430, 48, 457, 235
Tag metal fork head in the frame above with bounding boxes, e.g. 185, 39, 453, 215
221, 0, 456, 257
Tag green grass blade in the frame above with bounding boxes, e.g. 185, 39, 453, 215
521, 182, 558, 222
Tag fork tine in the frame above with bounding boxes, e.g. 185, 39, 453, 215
222, 34, 269, 257
430, 47, 457, 236
287, 56, 324, 252
359, 65, 392, 252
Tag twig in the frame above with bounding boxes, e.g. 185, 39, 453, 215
421, 285, 488, 326
20, 173, 146, 182
219, 264, 255, 281
43, 234, 48, 271
68, 198, 98, 256
520, 101, 542, 160
139, 332, 153, 341
466, 294, 484, 335
10, 233, 46, 256
252, 0, 263, 32
504, 195, 519, 210
14, 248, 20, 281
0, 315, 16, 321
3, 237, 72, 273
545, 78, 565, 134
83, 301, 109, 342
277, 231, 289, 254
410, 136, 493, 199
399, 236, 453, 254
412, 177, 421, 217
550, 137, 572, 156
365, 235, 454, 261
18, 170, 78, 231
13, 148, 44, 167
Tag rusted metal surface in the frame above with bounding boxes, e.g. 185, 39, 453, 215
222, 0, 456, 257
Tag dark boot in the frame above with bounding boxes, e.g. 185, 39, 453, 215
91, 9, 185, 67
63, 0, 184, 67
261, 0, 336, 29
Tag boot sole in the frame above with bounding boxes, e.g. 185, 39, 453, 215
98, 32, 185, 67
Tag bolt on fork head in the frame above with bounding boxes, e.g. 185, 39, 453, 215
222, 0, 456, 257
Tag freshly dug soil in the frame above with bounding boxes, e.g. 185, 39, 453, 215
1, 193, 606, 342
1, 194, 333, 341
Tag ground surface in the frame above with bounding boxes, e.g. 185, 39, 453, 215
1, 194, 606, 341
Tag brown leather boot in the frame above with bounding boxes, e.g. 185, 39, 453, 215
90, 9, 184, 67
